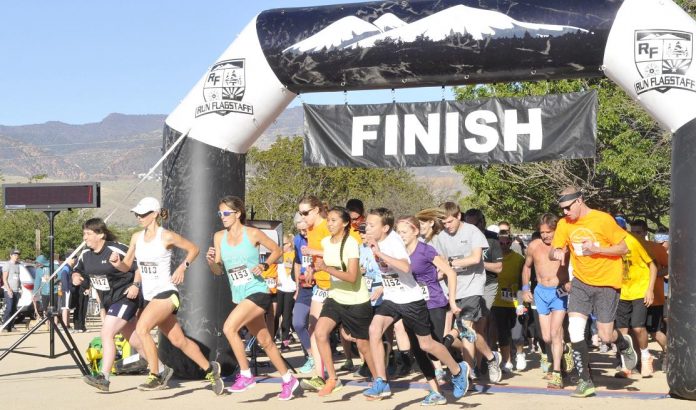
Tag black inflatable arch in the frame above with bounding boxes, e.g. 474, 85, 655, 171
162, 0, 696, 398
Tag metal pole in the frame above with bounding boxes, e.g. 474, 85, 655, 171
45, 210, 59, 358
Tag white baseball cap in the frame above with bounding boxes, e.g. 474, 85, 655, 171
131, 197, 161, 214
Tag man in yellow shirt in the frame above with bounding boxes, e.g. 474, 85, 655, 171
614, 217, 656, 377
550, 187, 636, 398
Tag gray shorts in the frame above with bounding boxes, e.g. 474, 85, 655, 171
482, 281, 498, 312
455, 295, 488, 323
568, 278, 620, 323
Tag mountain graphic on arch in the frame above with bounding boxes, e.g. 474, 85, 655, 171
282, 5, 588, 54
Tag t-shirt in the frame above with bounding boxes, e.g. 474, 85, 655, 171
4, 262, 21, 291
73, 241, 135, 308
409, 241, 448, 309
260, 263, 279, 294
307, 219, 331, 289
322, 235, 369, 305
493, 252, 525, 308
432, 222, 489, 299
378, 231, 421, 304
552, 209, 626, 289
620, 233, 653, 300
484, 230, 504, 286
359, 243, 383, 306
644, 241, 668, 306
277, 253, 297, 293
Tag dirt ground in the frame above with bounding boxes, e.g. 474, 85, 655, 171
1, 321, 693, 410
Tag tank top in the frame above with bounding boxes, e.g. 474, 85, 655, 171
220, 227, 268, 304
135, 227, 177, 301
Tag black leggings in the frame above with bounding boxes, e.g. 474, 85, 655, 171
274, 290, 295, 341
403, 306, 449, 381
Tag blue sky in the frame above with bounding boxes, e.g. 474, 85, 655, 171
1, 1, 449, 126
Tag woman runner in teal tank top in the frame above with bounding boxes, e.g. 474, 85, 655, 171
206, 195, 299, 401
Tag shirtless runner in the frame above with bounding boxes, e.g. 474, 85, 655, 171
521, 213, 569, 389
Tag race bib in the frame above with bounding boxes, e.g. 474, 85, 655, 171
365, 277, 374, 289
140, 262, 159, 279
301, 255, 312, 268
419, 283, 430, 301
312, 287, 328, 303
265, 277, 277, 289
501, 288, 514, 302
381, 274, 402, 288
91, 275, 110, 291
556, 286, 569, 298
228, 265, 252, 286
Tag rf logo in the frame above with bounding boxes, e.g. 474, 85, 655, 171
195, 59, 254, 117
634, 30, 695, 95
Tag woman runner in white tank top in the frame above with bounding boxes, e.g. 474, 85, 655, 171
111, 197, 224, 394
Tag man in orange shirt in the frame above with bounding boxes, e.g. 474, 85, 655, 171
550, 187, 637, 398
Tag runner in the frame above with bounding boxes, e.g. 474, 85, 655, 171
206, 195, 299, 400
395, 215, 462, 405
276, 233, 297, 352
291, 216, 315, 373
550, 187, 637, 398
432, 203, 503, 384
312, 206, 376, 396
297, 195, 331, 391
110, 197, 224, 394
361, 208, 469, 403
521, 214, 570, 389
72, 218, 151, 392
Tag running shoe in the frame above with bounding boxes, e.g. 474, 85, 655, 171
641, 355, 654, 378
339, 359, 355, 372
421, 390, 447, 406
228, 373, 256, 393
614, 368, 633, 378
205, 361, 224, 395
571, 378, 596, 398
542, 372, 553, 380
502, 362, 514, 375
459, 325, 477, 344
160, 365, 174, 388
138, 373, 164, 391
83, 374, 110, 391
278, 375, 299, 400
487, 352, 502, 383
280, 340, 291, 353
547, 372, 563, 389
515, 352, 527, 371
540, 355, 550, 374
599, 343, 609, 353
363, 377, 391, 400
619, 334, 638, 371
298, 357, 315, 374
300, 375, 325, 391
435, 369, 447, 385
318, 378, 343, 397
354, 362, 372, 379
450, 361, 470, 399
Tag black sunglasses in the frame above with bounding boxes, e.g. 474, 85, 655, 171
560, 199, 578, 212
299, 208, 314, 217
135, 211, 154, 219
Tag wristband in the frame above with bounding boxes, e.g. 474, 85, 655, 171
132, 281, 141, 289
522, 285, 530, 291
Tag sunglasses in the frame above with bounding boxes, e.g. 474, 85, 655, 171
560, 199, 578, 212
135, 211, 154, 219
217, 210, 238, 218
299, 208, 314, 217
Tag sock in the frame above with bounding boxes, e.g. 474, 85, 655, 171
615, 333, 629, 351
158, 360, 165, 373
571, 341, 590, 380
641, 348, 650, 359
102, 371, 110, 380
203, 365, 212, 374
150, 372, 161, 379
282, 371, 292, 383
240, 368, 252, 378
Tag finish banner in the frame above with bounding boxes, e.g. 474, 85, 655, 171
303, 90, 597, 167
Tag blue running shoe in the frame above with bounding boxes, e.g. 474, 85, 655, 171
451, 362, 470, 399
421, 390, 447, 406
363, 377, 391, 400
298, 357, 315, 374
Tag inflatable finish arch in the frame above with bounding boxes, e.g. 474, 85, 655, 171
163, 0, 696, 398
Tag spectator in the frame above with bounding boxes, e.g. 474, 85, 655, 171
33, 255, 52, 318
2, 249, 24, 332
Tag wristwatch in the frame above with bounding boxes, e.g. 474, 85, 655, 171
260, 262, 270, 271
132, 281, 141, 288
184, 261, 191, 269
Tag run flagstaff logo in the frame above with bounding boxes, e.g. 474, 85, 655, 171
195, 59, 254, 117
634, 30, 695, 95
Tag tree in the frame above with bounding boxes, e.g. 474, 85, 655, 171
246, 136, 434, 231
453, 79, 671, 230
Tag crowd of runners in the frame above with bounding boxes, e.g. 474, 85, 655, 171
71, 187, 670, 404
